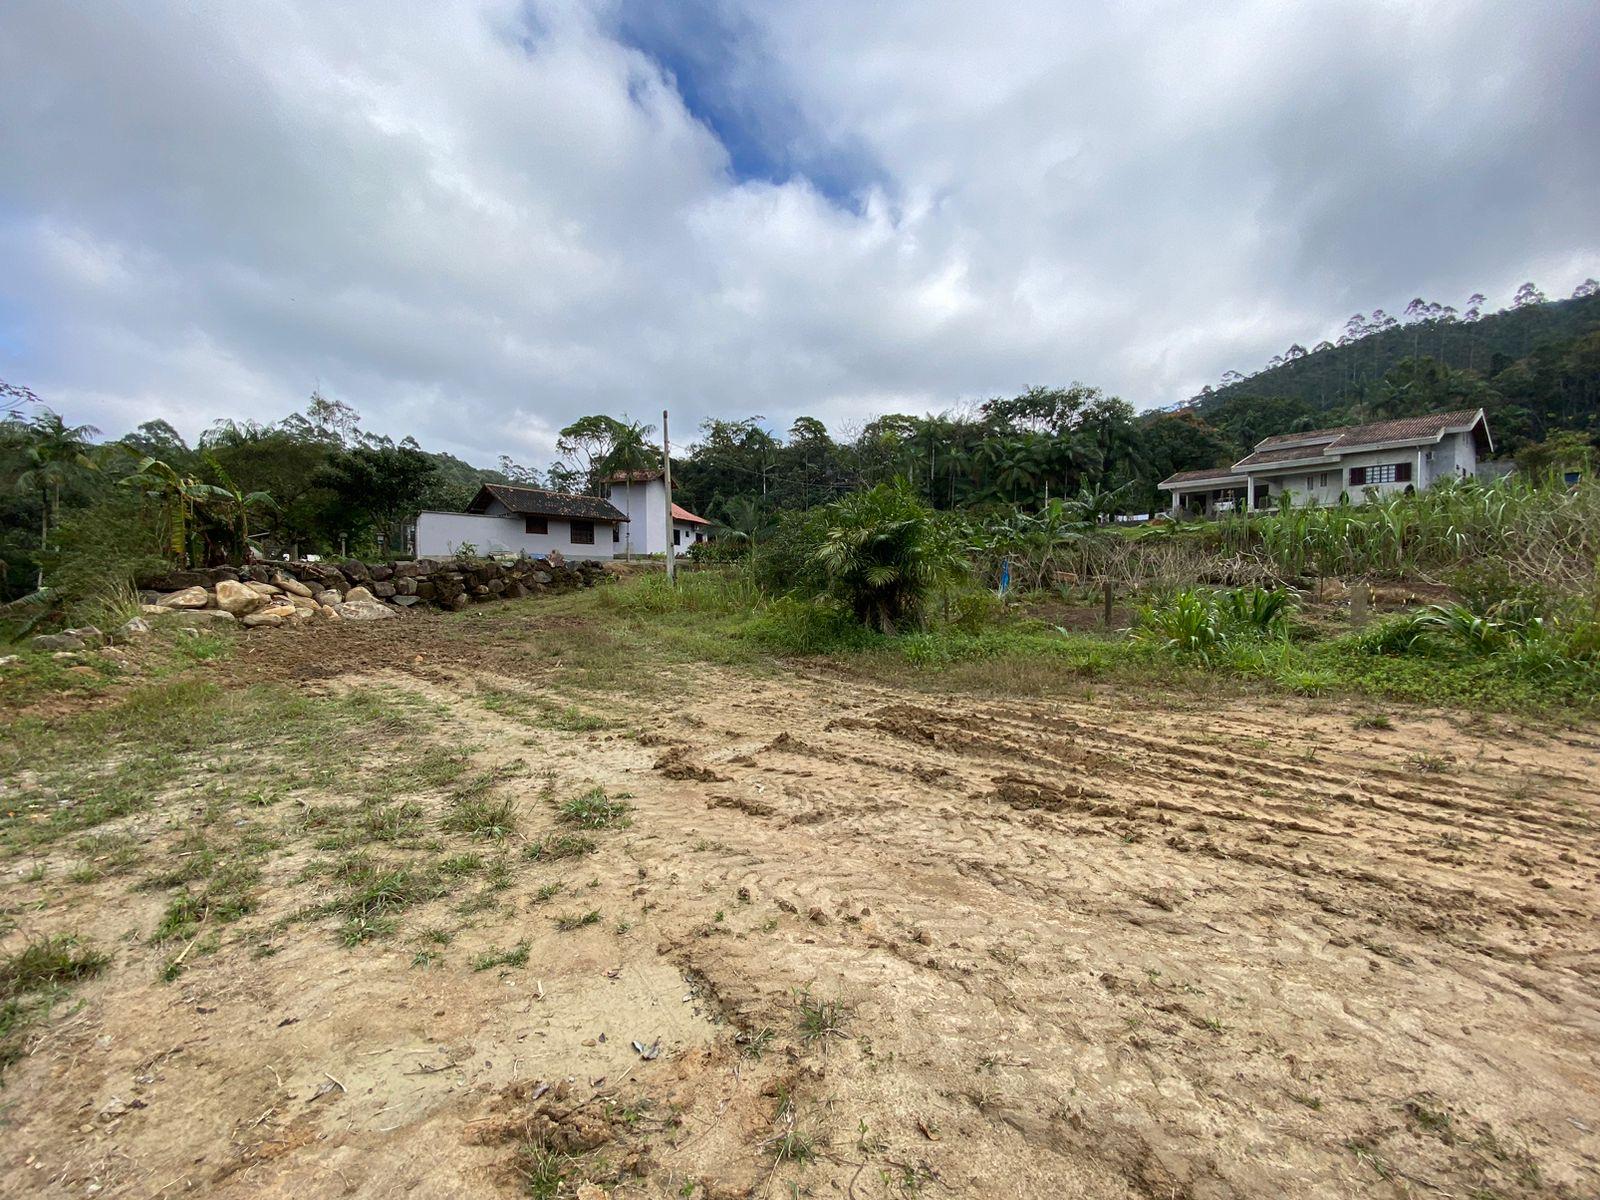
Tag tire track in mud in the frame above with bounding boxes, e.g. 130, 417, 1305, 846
300, 659, 1600, 1197
610, 670, 1600, 1196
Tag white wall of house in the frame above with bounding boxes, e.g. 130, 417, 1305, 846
415, 509, 618, 560
1251, 462, 1342, 507
605, 478, 704, 556
1251, 432, 1482, 507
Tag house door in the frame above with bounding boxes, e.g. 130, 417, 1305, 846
1253, 483, 1270, 509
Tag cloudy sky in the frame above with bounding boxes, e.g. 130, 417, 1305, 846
2, 1, 1597, 466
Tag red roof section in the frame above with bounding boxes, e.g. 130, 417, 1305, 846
672, 503, 710, 525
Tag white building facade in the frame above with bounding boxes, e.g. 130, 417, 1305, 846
1159, 409, 1494, 518
415, 485, 627, 560
602, 470, 712, 556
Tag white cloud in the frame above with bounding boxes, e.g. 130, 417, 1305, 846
0, 0, 1595, 465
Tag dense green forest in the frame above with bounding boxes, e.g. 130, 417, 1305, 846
3, 279, 1597, 605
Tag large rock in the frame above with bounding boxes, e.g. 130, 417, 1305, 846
446, 593, 470, 611
159, 586, 211, 609
415, 581, 437, 600
244, 581, 280, 597
393, 576, 417, 596
314, 589, 342, 607
114, 617, 153, 643
273, 572, 313, 597
204, 566, 241, 584
215, 579, 271, 616
369, 564, 394, 582
287, 592, 318, 610
333, 599, 397, 621
31, 632, 86, 652
343, 585, 376, 604
391, 594, 421, 607
370, 580, 396, 599
341, 560, 371, 583
62, 625, 107, 647
242, 602, 298, 628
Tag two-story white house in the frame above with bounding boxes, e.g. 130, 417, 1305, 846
601, 469, 712, 557
1159, 409, 1495, 518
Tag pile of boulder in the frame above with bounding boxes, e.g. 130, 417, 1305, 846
132, 555, 610, 630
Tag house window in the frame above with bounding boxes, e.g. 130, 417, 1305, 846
1354, 463, 1411, 486
524, 514, 547, 535
570, 520, 594, 545
673, 529, 681, 546
1319, 473, 1329, 488
612, 525, 619, 543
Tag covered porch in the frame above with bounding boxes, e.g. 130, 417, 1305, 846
1158, 470, 1248, 518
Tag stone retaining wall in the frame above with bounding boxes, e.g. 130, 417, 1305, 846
133, 555, 608, 629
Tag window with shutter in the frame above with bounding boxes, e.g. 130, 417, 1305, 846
524, 515, 547, 535
569, 520, 594, 545
1348, 467, 1366, 485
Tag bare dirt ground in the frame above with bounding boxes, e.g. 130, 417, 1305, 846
3, 607, 1599, 1199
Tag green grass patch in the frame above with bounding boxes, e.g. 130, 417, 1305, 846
471, 940, 530, 971
555, 787, 632, 830
523, 833, 597, 861
1, 934, 110, 1082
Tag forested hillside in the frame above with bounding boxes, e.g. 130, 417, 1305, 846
3, 281, 1598, 605
1181, 283, 1600, 452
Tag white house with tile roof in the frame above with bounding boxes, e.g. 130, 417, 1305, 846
415, 484, 629, 560
600, 470, 712, 557
1158, 409, 1495, 518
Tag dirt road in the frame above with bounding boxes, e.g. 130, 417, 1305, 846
4, 611, 1599, 1198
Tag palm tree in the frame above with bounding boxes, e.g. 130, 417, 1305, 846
714, 495, 776, 563
200, 483, 278, 562
596, 418, 659, 480
812, 482, 966, 633
12, 410, 99, 587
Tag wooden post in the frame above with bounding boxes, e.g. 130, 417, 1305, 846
662, 410, 675, 584
1350, 581, 1369, 628
1102, 580, 1114, 627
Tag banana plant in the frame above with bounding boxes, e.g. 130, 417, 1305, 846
118, 457, 215, 565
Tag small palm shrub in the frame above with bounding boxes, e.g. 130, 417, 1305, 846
1221, 585, 1291, 633
1133, 585, 1294, 665
809, 482, 966, 634
1132, 587, 1232, 663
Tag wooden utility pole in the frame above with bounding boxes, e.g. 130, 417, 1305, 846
662, 410, 675, 583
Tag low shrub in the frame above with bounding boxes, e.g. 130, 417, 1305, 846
746, 596, 889, 655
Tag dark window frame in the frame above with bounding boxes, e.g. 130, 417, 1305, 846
570, 520, 595, 545
524, 514, 547, 535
